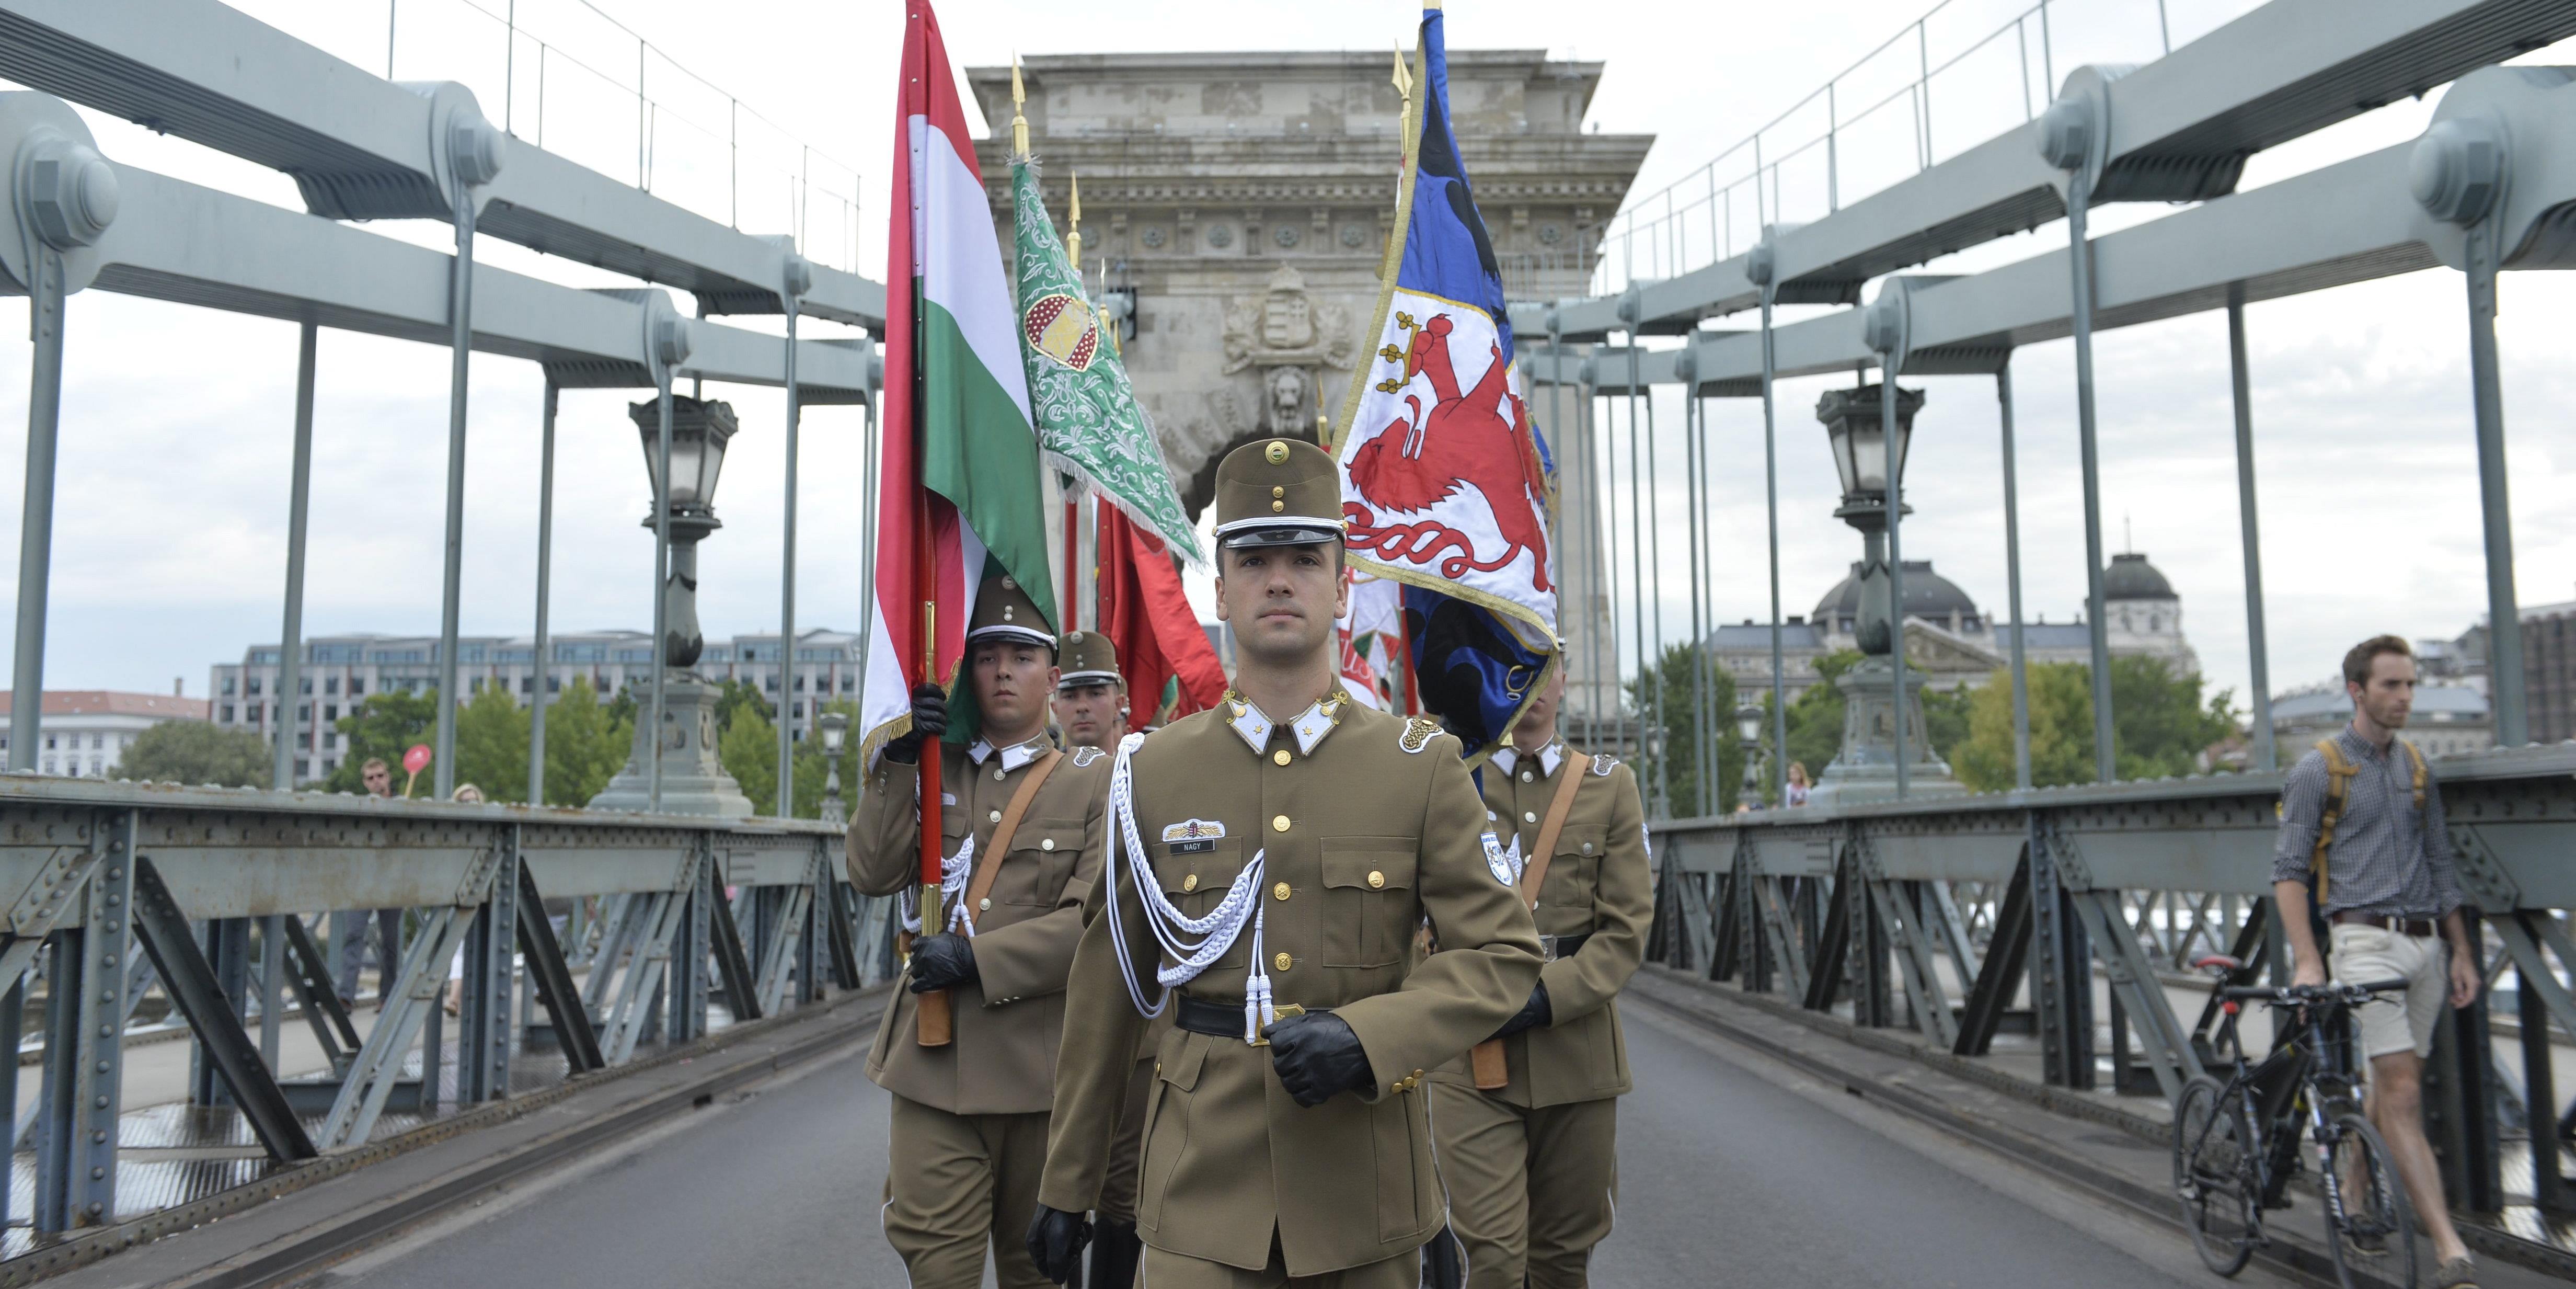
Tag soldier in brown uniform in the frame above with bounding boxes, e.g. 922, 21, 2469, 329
1049, 629, 1151, 1289
1025, 438, 1543, 1289
847, 575, 1114, 1289
1428, 664, 1650, 1287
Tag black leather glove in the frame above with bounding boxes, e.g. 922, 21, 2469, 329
1263, 1011, 1375, 1107
1025, 1204, 1092, 1285
907, 933, 978, 993
1488, 983, 1551, 1042
883, 681, 949, 763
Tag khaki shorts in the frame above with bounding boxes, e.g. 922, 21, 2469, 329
2328, 922, 2449, 1060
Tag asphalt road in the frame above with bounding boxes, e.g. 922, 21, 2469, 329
329, 1002, 2287, 1289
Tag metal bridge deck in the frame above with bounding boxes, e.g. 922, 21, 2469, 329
294, 976, 2332, 1289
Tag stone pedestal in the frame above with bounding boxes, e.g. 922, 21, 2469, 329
1809, 657, 1963, 808
587, 672, 754, 816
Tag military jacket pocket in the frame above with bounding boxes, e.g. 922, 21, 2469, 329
1539, 824, 1608, 907
997, 817, 1083, 905
1319, 837, 1415, 967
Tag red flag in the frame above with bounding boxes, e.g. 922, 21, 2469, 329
1097, 505, 1226, 725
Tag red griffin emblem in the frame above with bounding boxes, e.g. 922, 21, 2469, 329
1345, 313, 1551, 590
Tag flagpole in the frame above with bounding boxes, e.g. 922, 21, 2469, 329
914, 479, 951, 1046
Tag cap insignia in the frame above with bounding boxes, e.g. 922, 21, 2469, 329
1068, 631, 1084, 644
1264, 441, 1289, 464
1000, 575, 1017, 590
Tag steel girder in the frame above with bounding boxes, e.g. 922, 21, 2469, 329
1519, 0, 2576, 340
1528, 66, 2576, 392
0, 0, 886, 330
55, 157, 875, 399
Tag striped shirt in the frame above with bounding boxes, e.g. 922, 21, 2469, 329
2270, 725, 2461, 918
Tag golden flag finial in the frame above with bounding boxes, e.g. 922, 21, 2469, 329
1010, 54, 1029, 156
1065, 171, 1083, 268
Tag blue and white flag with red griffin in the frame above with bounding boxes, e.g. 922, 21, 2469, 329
1331, 4, 1558, 764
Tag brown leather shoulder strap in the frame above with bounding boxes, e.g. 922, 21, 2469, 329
1516, 753, 1591, 911
962, 748, 1062, 931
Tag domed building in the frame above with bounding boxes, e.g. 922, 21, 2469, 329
1708, 551, 2201, 704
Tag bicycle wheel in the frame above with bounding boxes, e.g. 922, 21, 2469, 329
2320, 1111, 2416, 1289
2173, 1074, 2260, 1276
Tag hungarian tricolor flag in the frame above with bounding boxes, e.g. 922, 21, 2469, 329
861, 0, 1058, 764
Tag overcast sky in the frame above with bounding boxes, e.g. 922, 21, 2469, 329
3, 0, 2571, 721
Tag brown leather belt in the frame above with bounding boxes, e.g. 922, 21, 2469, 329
2332, 911, 2437, 938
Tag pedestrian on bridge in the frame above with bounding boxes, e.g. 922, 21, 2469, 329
846, 575, 1116, 1289
2271, 634, 2482, 1289
1425, 663, 1651, 1289
334, 756, 405, 1009
1049, 630, 1159, 1288
1025, 438, 1543, 1289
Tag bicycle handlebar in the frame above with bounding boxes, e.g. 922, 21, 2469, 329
2220, 978, 2410, 1005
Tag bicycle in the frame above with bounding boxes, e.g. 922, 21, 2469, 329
2170, 954, 2416, 1289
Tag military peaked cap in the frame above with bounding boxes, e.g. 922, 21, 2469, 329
965, 573, 1055, 651
1212, 437, 1346, 549
1056, 630, 1122, 690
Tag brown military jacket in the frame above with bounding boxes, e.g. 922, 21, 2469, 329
1037, 691, 1543, 1276
847, 732, 1112, 1116
1434, 742, 1650, 1107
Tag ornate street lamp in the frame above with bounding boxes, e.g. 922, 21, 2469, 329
588, 395, 755, 816
1808, 383, 1960, 807
1733, 701, 1765, 806
819, 709, 850, 827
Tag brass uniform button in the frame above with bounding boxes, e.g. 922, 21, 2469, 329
989, 809, 1004, 824
994, 768, 1007, 781
1182, 874, 1200, 893
978, 897, 992, 912
1274, 952, 1293, 971
1581, 841, 1595, 855
1390, 1081, 1404, 1094
1273, 749, 1292, 766
1272, 500, 1285, 512
1273, 882, 1292, 901
1272, 814, 1291, 833
1521, 771, 1534, 783
1040, 838, 1056, 851
1523, 812, 1538, 824
1366, 870, 1385, 889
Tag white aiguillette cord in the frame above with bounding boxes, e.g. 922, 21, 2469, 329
1102, 733, 1275, 1042
899, 773, 976, 939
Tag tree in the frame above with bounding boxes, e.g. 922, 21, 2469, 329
117, 720, 270, 788
317, 690, 439, 795
539, 676, 632, 807
718, 697, 779, 813
1758, 648, 1861, 799
453, 685, 530, 802
1948, 656, 2240, 791
1624, 642, 1744, 817
1920, 682, 1975, 765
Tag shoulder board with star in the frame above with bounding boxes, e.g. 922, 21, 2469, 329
1399, 716, 1444, 755
1070, 746, 1106, 768
1591, 752, 1619, 777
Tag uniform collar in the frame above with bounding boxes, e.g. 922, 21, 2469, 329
1225, 688, 1350, 756
968, 732, 1053, 772
1490, 740, 1564, 779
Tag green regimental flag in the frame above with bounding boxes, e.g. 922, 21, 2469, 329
1009, 159, 1204, 565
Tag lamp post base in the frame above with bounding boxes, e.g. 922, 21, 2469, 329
588, 671, 756, 816
1810, 657, 1963, 809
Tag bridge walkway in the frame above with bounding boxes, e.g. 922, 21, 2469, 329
90, 971, 2571, 1289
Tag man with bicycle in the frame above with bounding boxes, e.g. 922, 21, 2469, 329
2272, 634, 2480, 1288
